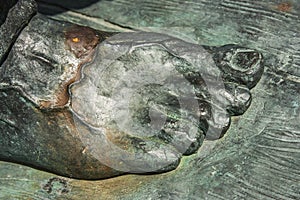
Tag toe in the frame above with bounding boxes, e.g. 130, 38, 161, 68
222, 82, 252, 115
211, 44, 264, 89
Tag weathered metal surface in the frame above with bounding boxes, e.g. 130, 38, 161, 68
0, 9, 263, 181
0, 14, 123, 179
0, 0, 37, 64
0, 0, 299, 199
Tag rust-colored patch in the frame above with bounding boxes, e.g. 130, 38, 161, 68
275, 2, 292, 12
39, 68, 88, 109
39, 26, 105, 109
38, 26, 116, 109
39, 73, 82, 109
65, 25, 100, 58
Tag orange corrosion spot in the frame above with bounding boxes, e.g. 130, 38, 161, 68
72, 37, 80, 43
65, 25, 100, 58
65, 25, 116, 58
276, 2, 292, 12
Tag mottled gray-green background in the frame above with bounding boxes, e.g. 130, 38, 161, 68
1, 0, 299, 199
